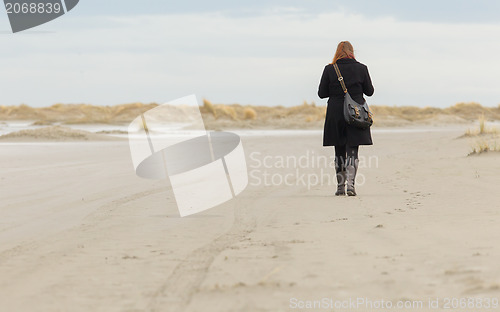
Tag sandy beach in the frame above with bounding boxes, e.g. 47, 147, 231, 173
1, 125, 499, 312
4, 1, 500, 310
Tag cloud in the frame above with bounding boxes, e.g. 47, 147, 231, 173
1, 11, 499, 107
27, 0, 500, 23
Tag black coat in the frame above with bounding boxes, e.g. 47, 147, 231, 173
318, 58, 374, 147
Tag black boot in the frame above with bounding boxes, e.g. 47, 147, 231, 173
334, 156, 346, 196
335, 170, 346, 196
346, 156, 358, 196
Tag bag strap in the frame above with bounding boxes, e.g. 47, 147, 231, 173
333, 63, 347, 94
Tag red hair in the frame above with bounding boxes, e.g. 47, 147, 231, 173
331, 41, 355, 64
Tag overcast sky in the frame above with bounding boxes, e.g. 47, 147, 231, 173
1, 0, 500, 107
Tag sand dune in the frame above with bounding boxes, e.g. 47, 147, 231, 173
0, 126, 124, 142
1, 101, 499, 129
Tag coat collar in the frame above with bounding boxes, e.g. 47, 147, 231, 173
336, 58, 357, 64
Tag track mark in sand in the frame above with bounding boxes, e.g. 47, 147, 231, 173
259, 265, 284, 284
404, 191, 430, 210
390, 191, 431, 213
99, 187, 168, 211
0, 187, 166, 262
324, 217, 348, 223
442, 267, 499, 295
464, 283, 500, 295
85, 187, 169, 224
147, 198, 256, 312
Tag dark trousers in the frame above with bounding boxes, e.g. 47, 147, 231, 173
334, 145, 358, 173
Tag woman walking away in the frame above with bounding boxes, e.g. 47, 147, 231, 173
318, 41, 374, 196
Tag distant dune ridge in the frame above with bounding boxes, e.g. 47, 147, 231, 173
1, 101, 500, 129
0, 126, 123, 142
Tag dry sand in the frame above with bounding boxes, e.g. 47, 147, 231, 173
0, 126, 499, 311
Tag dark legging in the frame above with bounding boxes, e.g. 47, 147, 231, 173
334, 145, 358, 173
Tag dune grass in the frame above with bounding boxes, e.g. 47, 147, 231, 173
202, 99, 216, 118
469, 140, 500, 156
462, 114, 499, 137
1, 101, 500, 128
464, 114, 500, 155
243, 108, 257, 120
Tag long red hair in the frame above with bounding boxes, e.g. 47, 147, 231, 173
331, 41, 355, 64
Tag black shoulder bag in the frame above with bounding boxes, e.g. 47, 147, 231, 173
333, 63, 373, 129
